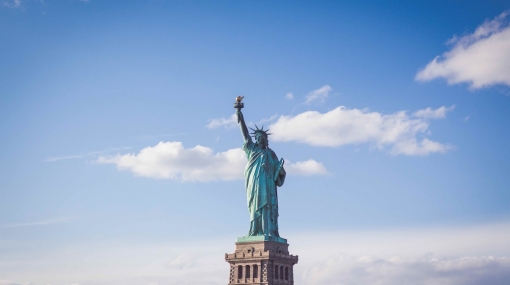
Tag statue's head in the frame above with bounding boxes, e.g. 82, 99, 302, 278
250, 125, 271, 148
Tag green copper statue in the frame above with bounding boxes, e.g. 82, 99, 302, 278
235, 97, 286, 242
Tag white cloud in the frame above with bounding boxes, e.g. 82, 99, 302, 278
206, 113, 237, 129
269, 106, 452, 156
286, 92, 294, 100
286, 159, 328, 176
416, 11, 510, 89
305, 85, 332, 104
97, 142, 245, 181
391, 138, 449, 156
97, 142, 327, 181
413, 105, 455, 119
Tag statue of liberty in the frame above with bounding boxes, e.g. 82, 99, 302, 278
235, 97, 287, 242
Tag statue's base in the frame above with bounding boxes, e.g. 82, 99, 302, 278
225, 238, 298, 285
237, 235, 287, 244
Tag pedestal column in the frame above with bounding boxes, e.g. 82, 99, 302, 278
225, 240, 298, 285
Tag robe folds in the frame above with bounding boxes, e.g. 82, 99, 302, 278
243, 140, 286, 237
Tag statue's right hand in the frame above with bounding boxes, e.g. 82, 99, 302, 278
236, 110, 243, 123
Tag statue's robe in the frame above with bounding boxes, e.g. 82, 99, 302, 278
243, 139, 286, 237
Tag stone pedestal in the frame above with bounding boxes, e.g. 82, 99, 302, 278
225, 240, 298, 285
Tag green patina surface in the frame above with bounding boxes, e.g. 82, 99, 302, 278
235, 98, 287, 242
236, 235, 287, 244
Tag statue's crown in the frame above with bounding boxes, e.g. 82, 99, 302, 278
249, 124, 272, 137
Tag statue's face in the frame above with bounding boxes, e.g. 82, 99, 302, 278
255, 134, 268, 147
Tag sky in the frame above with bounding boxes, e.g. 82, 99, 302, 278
1, 1, 510, 284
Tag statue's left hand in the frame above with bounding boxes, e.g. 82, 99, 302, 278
279, 167, 286, 176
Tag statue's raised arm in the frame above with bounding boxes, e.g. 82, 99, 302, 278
235, 96, 252, 143
237, 110, 251, 143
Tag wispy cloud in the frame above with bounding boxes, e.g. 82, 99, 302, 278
256, 114, 279, 126
139, 133, 189, 140
207, 114, 278, 130
2, 0, 21, 8
286, 92, 294, 100
97, 142, 327, 181
305, 85, 332, 104
413, 105, 455, 119
416, 11, 510, 89
46, 147, 131, 162
269, 105, 453, 156
0, 217, 76, 229
206, 113, 237, 129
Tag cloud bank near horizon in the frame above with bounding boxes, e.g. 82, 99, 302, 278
2, 223, 510, 285
293, 223, 510, 285
3, 256, 508, 285
97, 142, 327, 181
416, 11, 510, 89
299, 255, 510, 285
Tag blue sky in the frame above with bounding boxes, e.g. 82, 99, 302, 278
1, 1, 510, 284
